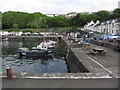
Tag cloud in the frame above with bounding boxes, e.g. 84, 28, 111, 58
0, 0, 119, 14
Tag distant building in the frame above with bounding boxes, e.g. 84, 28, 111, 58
118, 1, 120, 8
84, 18, 120, 34
84, 20, 95, 30
57, 14, 67, 17
46, 14, 56, 17
66, 12, 77, 17
46, 12, 77, 17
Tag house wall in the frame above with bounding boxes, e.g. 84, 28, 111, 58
84, 18, 120, 34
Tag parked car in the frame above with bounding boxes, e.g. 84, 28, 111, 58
104, 33, 114, 38
116, 36, 120, 42
27, 32, 31, 36
93, 34, 101, 40
32, 32, 40, 36
93, 34, 107, 40
100, 34, 108, 40
108, 34, 119, 41
21, 33, 28, 36
108, 35, 118, 39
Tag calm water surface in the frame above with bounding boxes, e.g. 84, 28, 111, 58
2, 40, 68, 73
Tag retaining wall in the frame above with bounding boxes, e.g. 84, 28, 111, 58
2, 36, 61, 41
59, 38, 89, 73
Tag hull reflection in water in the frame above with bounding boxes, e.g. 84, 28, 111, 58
19, 54, 53, 59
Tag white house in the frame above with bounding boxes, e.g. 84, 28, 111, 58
84, 18, 120, 34
94, 23, 101, 33
101, 18, 120, 34
84, 20, 95, 30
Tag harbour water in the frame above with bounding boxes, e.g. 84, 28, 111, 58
2, 40, 68, 73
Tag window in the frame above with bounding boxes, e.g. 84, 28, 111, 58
116, 30, 118, 33
104, 29, 105, 33
112, 30, 114, 33
112, 23, 114, 28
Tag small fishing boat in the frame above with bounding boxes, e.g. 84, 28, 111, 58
18, 47, 53, 57
32, 40, 57, 50
18, 40, 56, 57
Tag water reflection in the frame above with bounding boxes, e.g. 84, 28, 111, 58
2, 40, 68, 73
2, 41, 9, 47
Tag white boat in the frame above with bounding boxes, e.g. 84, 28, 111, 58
2, 38, 8, 41
33, 40, 57, 50
36, 42, 48, 50
18, 40, 57, 57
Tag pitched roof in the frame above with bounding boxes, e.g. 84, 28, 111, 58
89, 24, 94, 26
94, 23, 101, 27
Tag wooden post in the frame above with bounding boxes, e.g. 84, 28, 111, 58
6, 67, 12, 79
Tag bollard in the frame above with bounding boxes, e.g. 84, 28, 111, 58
6, 67, 12, 79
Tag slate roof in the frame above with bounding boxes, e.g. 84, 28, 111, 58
94, 23, 101, 27
87, 18, 120, 27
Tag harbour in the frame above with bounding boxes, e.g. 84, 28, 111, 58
2, 37, 68, 73
1, 35, 119, 88
1, 0, 120, 89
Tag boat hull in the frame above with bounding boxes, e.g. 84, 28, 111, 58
19, 50, 53, 57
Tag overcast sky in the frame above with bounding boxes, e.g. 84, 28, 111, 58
0, 0, 119, 14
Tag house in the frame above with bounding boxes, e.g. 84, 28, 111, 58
84, 20, 95, 30
84, 18, 120, 34
101, 18, 120, 34
67, 12, 77, 17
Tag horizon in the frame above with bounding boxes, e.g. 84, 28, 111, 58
0, 0, 119, 14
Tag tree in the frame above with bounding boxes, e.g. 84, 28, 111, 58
87, 14, 99, 22
95, 10, 111, 22
46, 16, 67, 27
2, 11, 30, 29
2, 11, 15, 29
13, 23, 18, 30
72, 13, 81, 26
0, 12, 2, 29
2, 9, 120, 30
112, 8, 120, 18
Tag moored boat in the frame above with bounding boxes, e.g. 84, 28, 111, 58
18, 47, 53, 57
18, 40, 56, 57
32, 40, 57, 50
